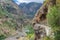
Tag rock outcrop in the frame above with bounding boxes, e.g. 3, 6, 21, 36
32, 0, 56, 40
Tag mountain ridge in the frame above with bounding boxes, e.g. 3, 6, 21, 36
19, 2, 42, 18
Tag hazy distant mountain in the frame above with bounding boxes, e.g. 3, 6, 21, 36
19, 2, 42, 18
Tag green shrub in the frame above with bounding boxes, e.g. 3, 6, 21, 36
47, 6, 60, 29
0, 35, 6, 40
47, 6, 60, 40
24, 24, 34, 40
54, 31, 60, 40
43, 36, 53, 40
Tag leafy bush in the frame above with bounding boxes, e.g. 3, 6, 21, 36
43, 36, 53, 40
47, 6, 60, 29
47, 6, 60, 40
0, 35, 6, 40
24, 24, 34, 40
54, 31, 60, 40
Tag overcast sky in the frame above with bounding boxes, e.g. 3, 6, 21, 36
14, 0, 44, 5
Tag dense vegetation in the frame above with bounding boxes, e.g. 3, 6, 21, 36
47, 4, 60, 40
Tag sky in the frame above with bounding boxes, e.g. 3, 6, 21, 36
13, 0, 44, 5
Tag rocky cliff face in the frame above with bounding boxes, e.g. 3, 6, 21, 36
32, 0, 56, 25
32, 0, 57, 40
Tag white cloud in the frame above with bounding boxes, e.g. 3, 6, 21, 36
15, 1, 20, 5
17, 0, 44, 3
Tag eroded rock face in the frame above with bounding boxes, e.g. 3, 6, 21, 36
33, 23, 46, 40
32, 4, 48, 25
33, 23, 52, 40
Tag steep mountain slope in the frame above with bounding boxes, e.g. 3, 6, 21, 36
0, 0, 24, 36
19, 2, 42, 19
